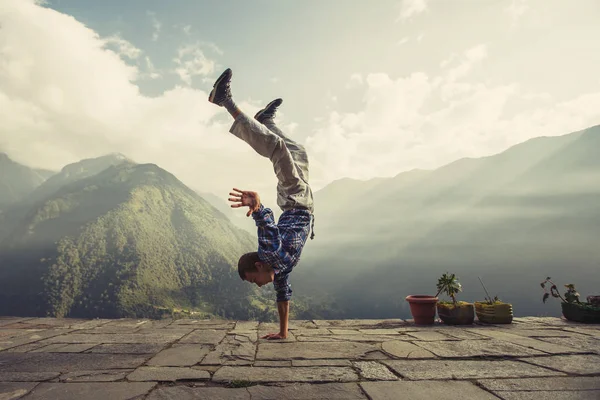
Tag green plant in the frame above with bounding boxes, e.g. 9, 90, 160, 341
540, 277, 581, 304
436, 272, 462, 304
478, 276, 502, 305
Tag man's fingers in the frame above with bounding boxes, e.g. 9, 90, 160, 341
229, 193, 242, 198
230, 203, 243, 208
228, 197, 241, 202
232, 188, 244, 194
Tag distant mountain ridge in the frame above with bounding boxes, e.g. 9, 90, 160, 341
295, 125, 600, 319
0, 152, 55, 209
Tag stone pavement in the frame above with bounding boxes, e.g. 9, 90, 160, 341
0, 316, 599, 399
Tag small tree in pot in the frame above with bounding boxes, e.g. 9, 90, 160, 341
435, 272, 474, 325
541, 277, 600, 323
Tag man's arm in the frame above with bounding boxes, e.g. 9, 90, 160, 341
278, 301, 289, 337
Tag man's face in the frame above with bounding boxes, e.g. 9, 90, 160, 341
245, 262, 274, 287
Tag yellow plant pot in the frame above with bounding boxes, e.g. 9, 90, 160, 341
474, 301, 513, 324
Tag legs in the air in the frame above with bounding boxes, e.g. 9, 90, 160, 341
208, 69, 313, 213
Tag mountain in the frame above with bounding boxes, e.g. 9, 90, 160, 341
197, 191, 257, 236
0, 161, 271, 319
0, 153, 55, 209
295, 125, 600, 319
0, 153, 131, 242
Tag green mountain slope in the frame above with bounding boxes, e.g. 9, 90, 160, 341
0, 153, 131, 242
296, 125, 600, 319
0, 162, 269, 319
0, 153, 54, 209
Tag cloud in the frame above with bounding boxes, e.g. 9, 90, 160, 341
506, 0, 529, 27
147, 11, 161, 41
141, 56, 161, 80
0, 0, 283, 210
397, 37, 409, 46
305, 44, 600, 189
173, 43, 217, 85
182, 25, 192, 35
103, 35, 142, 60
398, 0, 427, 21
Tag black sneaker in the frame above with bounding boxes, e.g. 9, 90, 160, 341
208, 68, 232, 106
255, 98, 283, 123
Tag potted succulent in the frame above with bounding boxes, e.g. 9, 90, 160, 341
435, 272, 474, 325
474, 277, 513, 324
541, 277, 600, 323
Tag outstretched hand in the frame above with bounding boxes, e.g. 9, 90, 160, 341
228, 188, 261, 217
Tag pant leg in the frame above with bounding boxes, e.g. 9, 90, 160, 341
229, 113, 314, 213
262, 120, 310, 184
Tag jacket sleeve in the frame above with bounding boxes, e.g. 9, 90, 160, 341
252, 204, 293, 273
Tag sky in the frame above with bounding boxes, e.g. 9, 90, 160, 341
1, 0, 600, 209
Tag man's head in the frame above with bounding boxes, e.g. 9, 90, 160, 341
238, 252, 274, 287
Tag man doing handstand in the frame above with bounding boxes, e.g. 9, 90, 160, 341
208, 68, 314, 340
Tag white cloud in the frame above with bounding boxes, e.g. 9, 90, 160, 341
142, 56, 161, 80
305, 43, 600, 189
103, 35, 142, 60
346, 73, 363, 89
173, 43, 216, 85
0, 0, 282, 209
182, 25, 192, 35
397, 37, 409, 46
270, 77, 280, 84
147, 11, 162, 41
398, 0, 427, 21
506, 0, 529, 27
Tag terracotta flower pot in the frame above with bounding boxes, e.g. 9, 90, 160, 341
474, 301, 513, 324
437, 302, 475, 325
406, 295, 438, 325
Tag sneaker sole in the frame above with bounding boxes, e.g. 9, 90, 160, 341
209, 68, 232, 103
255, 98, 283, 121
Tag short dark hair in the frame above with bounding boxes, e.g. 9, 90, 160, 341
238, 252, 260, 280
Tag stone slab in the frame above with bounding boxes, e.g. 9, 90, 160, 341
22, 382, 156, 400
212, 366, 359, 383
3, 342, 51, 353
0, 372, 59, 382
147, 344, 210, 367
43, 331, 190, 344
147, 386, 250, 400
498, 391, 600, 400
383, 359, 565, 380
257, 341, 378, 360
32, 343, 97, 353
58, 369, 133, 382
201, 335, 255, 366
477, 376, 600, 391
358, 329, 404, 335
0, 382, 37, 399
519, 354, 600, 375
88, 343, 165, 354
413, 338, 545, 358
253, 361, 291, 367
537, 336, 600, 354
313, 320, 406, 329
360, 381, 498, 400
233, 321, 259, 331
405, 331, 460, 341
353, 361, 398, 381
0, 329, 76, 351
292, 359, 352, 367
295, 334, 404, 343
0, 353, 149, 372
468, 329, 587, 354
382, 341, 436, 359
127, 367, 210, 382
248, 383, 367, 399
179, 329, 227, 345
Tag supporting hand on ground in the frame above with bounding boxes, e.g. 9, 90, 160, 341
261, 332, 287, 340
228, 188, 261, 216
